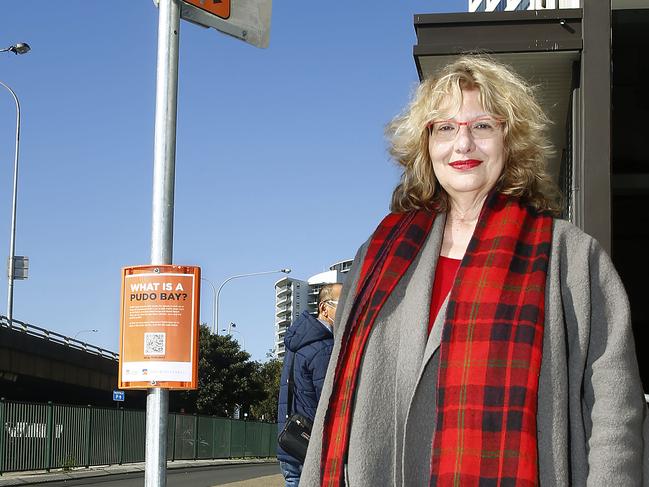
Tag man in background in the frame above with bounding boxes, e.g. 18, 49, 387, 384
277, 282, 342, 487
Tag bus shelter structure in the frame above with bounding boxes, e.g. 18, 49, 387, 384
411, 0, 649, 388
413, 4, 609, 248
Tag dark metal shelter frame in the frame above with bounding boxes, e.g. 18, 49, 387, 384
411, 1, 649, 389
412, 3, 611, 251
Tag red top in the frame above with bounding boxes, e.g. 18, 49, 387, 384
428, 255, 461, 334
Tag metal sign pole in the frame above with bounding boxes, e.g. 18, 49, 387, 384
146, 0, 180, 485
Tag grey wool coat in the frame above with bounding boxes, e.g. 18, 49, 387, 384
300, 216, 649, 486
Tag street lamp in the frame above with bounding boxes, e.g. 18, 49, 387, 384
214, 268, 290, 335
0, 43, 30, 55
74, 329, 98, 341
201, 277, 217, 333
2, 43, 30, 323
1, 42, 30, 322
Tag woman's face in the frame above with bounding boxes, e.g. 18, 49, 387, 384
428, 88, 505, 205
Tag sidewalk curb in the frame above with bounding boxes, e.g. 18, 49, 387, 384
0, 458, 278, 486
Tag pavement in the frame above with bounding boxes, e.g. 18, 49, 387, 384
0, 458, 280, 486
218, 473, 283, 487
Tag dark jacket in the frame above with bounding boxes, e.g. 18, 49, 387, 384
277, 311, 334, 465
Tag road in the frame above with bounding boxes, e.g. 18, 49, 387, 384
32, 463, 283, 487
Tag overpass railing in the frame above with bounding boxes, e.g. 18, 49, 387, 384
0, 399, 277, 474
0, 315, 118, 361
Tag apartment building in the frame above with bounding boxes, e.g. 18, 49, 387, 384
273, 260, 351, 358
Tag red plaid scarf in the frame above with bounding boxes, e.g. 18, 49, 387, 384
320, 193, 552, 487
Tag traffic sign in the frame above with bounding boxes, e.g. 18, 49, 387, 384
153, 0, 271, 48
7, 256, 29, 280
113, 390, 125, 402
180, 0, 271, 48
183, 0, 230, 20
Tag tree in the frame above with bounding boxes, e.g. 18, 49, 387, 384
250, 357, 283, 421
174, 324, 265, 416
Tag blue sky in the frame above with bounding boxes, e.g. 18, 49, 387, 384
0, 0, 466, 362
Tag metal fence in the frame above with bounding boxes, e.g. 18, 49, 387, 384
0, 399, 277, 474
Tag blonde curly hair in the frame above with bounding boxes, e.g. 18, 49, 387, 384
387, 55, 562, 215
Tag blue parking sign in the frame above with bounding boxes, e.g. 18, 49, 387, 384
113, 390, 125, 402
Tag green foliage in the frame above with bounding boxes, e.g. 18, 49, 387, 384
250, 357, 283, 421
174, 325, 266, 417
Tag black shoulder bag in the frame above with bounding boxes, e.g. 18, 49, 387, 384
278, 352, 313, 462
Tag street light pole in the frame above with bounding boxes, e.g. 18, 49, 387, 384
1, 42, 31, 324
1, 80, 22, 324
201, 277, 217, 333
214, 268, 290, 335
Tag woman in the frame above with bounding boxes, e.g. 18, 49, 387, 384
300, 56, 649, 486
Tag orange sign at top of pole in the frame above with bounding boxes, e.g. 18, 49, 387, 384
183, 0, 230, 20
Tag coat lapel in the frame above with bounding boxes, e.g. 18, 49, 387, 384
423, 296, 447, 368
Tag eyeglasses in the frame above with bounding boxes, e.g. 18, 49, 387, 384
324, 300, 338, 308
427, 117, 504, 142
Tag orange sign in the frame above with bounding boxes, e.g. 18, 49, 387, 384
183, 0, 230, 20
118, 265, 200, 390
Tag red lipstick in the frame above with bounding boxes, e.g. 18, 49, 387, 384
449, 159, 482, 170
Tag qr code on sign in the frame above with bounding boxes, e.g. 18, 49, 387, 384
144, 332, 166, 356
